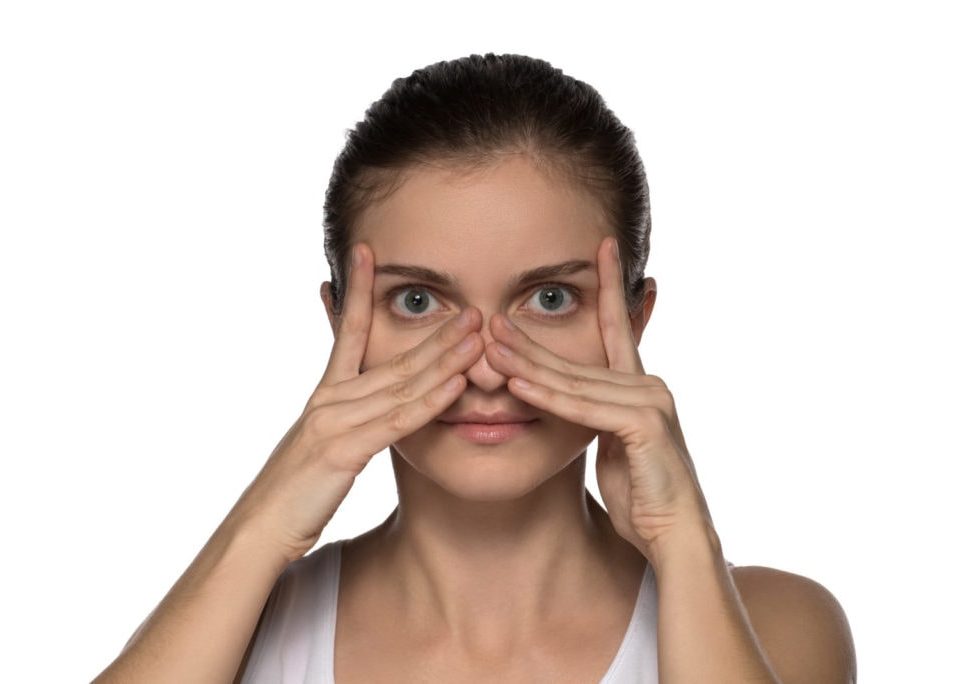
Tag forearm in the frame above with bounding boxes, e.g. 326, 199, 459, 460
646, 520, 781, 684
93, 514, 292, 684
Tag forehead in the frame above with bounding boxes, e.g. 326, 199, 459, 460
355, 154, 612, 277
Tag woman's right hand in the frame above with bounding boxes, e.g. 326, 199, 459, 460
227, 242, 484, 563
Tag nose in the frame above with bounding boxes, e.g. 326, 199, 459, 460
460, 306, 509, 393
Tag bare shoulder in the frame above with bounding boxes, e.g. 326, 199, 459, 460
730, 565, 857, 684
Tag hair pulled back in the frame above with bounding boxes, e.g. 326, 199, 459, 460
323, 52, 651, 317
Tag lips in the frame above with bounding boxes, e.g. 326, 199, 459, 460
440, 418, 538, 444
437, 409, 540, 444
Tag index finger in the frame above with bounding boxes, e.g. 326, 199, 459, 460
321, 241, 374, 385
598, 236, 645, 374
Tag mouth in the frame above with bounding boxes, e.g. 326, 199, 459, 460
437, 419, 539, 444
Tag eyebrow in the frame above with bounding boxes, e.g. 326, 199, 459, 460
374, 259, 595, 291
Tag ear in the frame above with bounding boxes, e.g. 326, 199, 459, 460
320, 281, 339, 336
628, 277, 657, 345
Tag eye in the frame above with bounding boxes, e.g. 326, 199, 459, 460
523, 283, 581, 319
387, 285, 445, 319
383, 282, 582, 322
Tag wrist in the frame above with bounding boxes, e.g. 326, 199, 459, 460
219, 508, 302, 571
643, 516, 723, 572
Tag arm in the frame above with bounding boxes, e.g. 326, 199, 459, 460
479, 238, 857, 681
92, 515, 292, 684
646, 520, 857, 684
92, 242, 481, 683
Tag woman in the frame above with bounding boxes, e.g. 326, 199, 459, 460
95, 53, 856, 683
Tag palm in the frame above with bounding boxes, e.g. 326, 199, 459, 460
596, 426, 697, 551
594, 430, 645, 551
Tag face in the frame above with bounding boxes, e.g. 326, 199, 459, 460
326, 153, 650, 502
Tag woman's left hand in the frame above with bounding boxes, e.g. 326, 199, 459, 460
485, 236, 716, 559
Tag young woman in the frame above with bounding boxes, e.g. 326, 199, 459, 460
95, 53, 856, 683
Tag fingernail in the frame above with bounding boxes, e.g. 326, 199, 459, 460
612, 239, 620, 262
352, 244, 361, 268
455, 309, 471, 328
496, 343, 513, 357
501, 315, 516, 331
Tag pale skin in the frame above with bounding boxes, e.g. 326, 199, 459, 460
91, 154, 854, 684
316, 154, 857, 682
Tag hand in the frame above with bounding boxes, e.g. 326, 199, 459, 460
227, 242, 486, 563
483, 236, 715, 559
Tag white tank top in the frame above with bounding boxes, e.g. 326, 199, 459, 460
239, 538, 735, 683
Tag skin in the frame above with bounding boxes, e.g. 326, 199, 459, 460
320, 153, 657, 669
92, 148, 853, 682
316, 152, 857, 681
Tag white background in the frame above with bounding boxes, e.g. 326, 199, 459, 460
2, 1, 975, 681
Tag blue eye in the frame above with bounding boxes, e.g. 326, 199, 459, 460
384, 282, 582, 322
390, 286, 440, 318
524, 284, 580, 317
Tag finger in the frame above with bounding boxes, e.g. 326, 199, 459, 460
333, 307, 480, 399
506, 375, 646, 436
497, 345, 680, 438
486, 339, 668, 407
598, 236, 644, 374
503, 352, 691, 467
331, 328, 485, 427
321, 242, 374, 386
488, 312, 649, 386
329, 372, 469, 461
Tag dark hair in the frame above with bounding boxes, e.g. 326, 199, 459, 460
323, 52, 651, 317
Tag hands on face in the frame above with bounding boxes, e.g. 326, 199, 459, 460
480, 236, 715, 561
235, 243, 485, 562
241, 236, 714, 565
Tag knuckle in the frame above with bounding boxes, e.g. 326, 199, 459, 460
306, 383, 335, 410
304, 405, 336, 436
421, 387, 441, 412
661, 388, 676, 412
390, 349, 415, 376
386, 379, 414, 403
645, 373, 668, 389
643, 407, 671, 435
567, 373, 589, 393
641, 376, 675, 407
386, 407, 411, 432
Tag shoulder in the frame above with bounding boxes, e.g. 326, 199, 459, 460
730, 565, 857, 684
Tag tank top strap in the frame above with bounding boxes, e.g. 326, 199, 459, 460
238, 538, 345, 683
600, 561, 659, 682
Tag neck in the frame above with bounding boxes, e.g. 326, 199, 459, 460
353, 447, 646, 648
